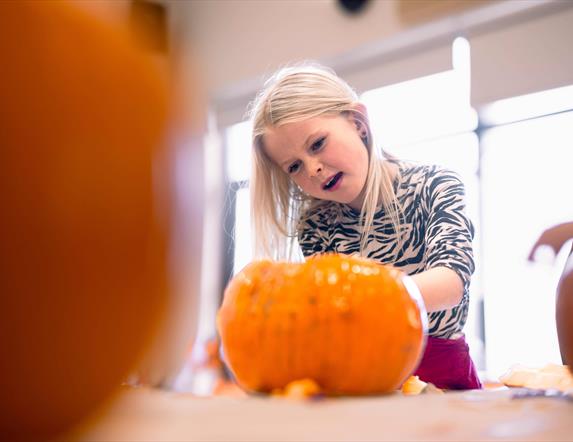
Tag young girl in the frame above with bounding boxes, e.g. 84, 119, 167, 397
247, 63, 481, 390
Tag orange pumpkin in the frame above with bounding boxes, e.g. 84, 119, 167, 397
0, 2, 175, 439
217, 254, 427, 395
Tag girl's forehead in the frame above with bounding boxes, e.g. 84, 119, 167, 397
262, 122, 312, 166
273, 119, 311, 134
264, 118, 321, 149
265, 115, 341, 139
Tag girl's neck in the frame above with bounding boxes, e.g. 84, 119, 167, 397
348, 159, 399, 212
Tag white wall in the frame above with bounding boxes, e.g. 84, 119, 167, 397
172, 0, 573, 126
178, 0, 405, 97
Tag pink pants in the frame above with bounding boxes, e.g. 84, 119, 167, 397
414, 335, 482, 390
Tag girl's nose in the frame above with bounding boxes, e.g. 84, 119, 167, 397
308, 160, 323, 178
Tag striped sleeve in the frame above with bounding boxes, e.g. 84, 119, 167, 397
423, 168, 475, 294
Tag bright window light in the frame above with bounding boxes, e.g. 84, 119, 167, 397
233, 186, 252, 275
361, 37, 477, 148
481, 83, 573, 126
226, 120, 252, 182
361, 70, 477, 148
481, 110, 573, 377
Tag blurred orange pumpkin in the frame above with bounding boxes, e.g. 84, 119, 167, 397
217, 254, 427, 395
0, 1, 178, 439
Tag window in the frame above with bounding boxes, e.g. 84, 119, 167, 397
225, 121, 253, 276
480, 85, 573, 376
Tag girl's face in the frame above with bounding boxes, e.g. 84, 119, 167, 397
263, 112, 369, 210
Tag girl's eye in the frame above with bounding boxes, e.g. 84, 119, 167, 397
287, 162, 300, 174
311, 136, 326, 152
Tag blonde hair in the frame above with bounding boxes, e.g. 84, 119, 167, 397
248, 63, 402, 260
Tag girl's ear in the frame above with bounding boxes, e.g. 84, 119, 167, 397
349, 102, 369, 131
349, 103, 370, 145
353, 102, 368, 121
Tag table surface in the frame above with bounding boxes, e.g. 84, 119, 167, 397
69, 386, 573, 441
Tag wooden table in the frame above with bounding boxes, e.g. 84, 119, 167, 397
70, 387, 573, 441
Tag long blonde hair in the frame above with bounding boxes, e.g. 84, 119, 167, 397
248, 63, 402, 260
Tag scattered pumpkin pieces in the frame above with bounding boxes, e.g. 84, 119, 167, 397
272, 379, 323, 399
401, 375, 427, 395
401, 375, 444, 395
500, 363, 573, 392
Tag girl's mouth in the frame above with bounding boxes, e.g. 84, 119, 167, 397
322, 172, 343, 191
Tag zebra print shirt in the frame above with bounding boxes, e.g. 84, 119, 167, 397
298, 161, 475, 339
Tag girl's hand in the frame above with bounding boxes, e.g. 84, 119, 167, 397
410, 266, 464, 312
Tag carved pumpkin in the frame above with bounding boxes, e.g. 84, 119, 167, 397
217, 254, 427, 395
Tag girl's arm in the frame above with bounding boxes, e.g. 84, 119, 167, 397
421, 168, 475, 313
410, 266, 463, 313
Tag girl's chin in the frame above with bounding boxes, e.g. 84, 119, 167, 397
315, 183, 363, 206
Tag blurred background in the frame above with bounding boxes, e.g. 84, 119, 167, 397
80, 0, 573, 388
